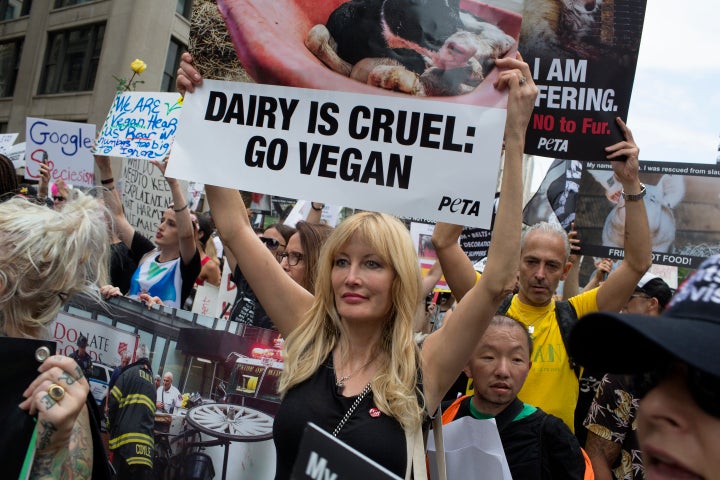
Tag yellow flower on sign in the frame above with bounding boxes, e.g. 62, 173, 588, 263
130, 59, 147, 74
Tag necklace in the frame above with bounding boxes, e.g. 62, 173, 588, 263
335, 356, 375, 391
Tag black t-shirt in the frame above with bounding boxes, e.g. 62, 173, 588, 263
447, 397, 585, 480
272, 356, 406, 479
228, 265, 276, 330
109, 242, 137, 295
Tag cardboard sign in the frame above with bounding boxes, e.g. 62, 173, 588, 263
119, 157, 173, 240
95, 91, 183, 160
25, 118, 96, 188
410, 222, 449, 292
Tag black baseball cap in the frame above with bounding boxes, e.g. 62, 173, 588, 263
569, 255, 720, 378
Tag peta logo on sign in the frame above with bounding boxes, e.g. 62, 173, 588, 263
305, 452, 337, 480
437, 196, 480, 216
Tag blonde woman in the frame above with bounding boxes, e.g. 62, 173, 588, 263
0, 192, 111, 479
185, 54, 536, 477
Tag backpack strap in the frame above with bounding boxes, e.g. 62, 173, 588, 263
497, 294, 581, 378
495, 293, 514, 316
554, 300, 581, 378
441, 395, 469, 425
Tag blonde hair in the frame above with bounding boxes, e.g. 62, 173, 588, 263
0, 192, 109, 338
279, 212, 425, 431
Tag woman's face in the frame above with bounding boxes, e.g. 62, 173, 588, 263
263, 227, 287, 253
155, 209, 179, 250
280, 233, 306, 288
331, 233, 394, 326
637, 364, 720, 480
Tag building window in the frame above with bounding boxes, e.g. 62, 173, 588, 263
176, 0, 192, 18
54, 0, 96, 8
0, 38, 23, 97
1, 0, 32, 20
39, 23, 105, 94
0, 122, 7, 134
161, 38, 185, 92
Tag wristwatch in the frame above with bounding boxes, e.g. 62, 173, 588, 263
621, 183, 646, 202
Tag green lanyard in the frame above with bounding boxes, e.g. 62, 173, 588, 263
18, 421, 38, 480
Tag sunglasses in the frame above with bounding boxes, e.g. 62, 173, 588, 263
636, 360, 720, 418
53, 196, 66, 202
276, 251, 303, 266
259, 236, 285, 251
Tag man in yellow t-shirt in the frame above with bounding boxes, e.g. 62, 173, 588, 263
432, 119, 652, 430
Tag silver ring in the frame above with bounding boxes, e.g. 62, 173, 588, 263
519, 76, 527, 85
48, 383, 66, 402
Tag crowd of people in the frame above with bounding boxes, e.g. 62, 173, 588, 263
1, 50, 718, 480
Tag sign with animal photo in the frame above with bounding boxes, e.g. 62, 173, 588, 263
95, 91, 183, 160
574, 160, 720, 268
24, 118, 96, 188
172, 0, 527, 227
519, 0, 647, 160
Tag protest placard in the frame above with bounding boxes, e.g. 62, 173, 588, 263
518, 0, 647, 159
173, 0, 527, 228
6, 141, 25, 170
120, 157, 173, 239
95, 91, 183, 160
25, 118, 96, 188
410, 222, 449, 292
575, 160, 720, 268
0, 133, 18, 155
169, 81, 507, 228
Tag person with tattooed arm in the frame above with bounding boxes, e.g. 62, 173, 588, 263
1, 191, 112, 479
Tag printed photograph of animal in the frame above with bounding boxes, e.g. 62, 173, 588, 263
589, 172, 685, 253
520, 0, 603, 58
304, 0, 517, 96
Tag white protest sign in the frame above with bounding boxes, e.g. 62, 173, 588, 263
168, 80, 506, 228
95, 91, 183, 160
51, 312, 139, 366
283, 200, 342, 227
192, 283, 221, 317
7, 141, 25, 170
120, 157, 173, 240
0, 133, 18, 155
25, 118, 96, 188
190, 259, 236, 319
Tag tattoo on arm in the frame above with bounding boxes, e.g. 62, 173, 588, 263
30, 408, 93, 479
36, 420, 58, 451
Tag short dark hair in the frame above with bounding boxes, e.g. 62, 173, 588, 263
637, 277, 673, 309
77, 335, 88, 347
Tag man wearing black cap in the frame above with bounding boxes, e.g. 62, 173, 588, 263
582, 273, 672, 480
69, 335, 93, 378
569, 255, 720, 480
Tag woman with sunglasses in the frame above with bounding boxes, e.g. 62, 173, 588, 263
570, 254, 720, 480
96, 154, 201, 309
228, 221, 332, 329
193, 54, 537, 477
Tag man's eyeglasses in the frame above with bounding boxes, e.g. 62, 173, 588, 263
53, 196, 66, 202
636, 360, 720, 418
260, 236, 285, 251
629, 293, 652, 300
276, 251, 303, 266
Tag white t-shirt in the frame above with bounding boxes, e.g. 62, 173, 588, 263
156, 385, 183, 413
